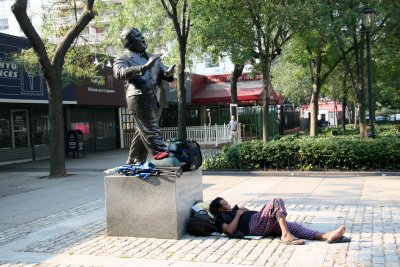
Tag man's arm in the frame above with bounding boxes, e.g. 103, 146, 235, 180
220, 208, 244, 236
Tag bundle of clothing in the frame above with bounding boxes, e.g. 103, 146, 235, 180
104, 161, 182, 179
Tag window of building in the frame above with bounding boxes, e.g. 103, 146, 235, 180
95, 120, 115, 139
0, 0, 6, 12
0, 18, 8, 30
121, 107, 135, 133
72, 122, 91, 139
11, 110, 30, 148
31, 108, 50, 146
205, 57, 219, 68
0, 109, 11, 149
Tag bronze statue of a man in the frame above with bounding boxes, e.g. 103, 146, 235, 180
113, 27, 175, 164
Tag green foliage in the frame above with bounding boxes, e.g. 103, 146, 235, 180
204, 135, 400, 171
12, 1, 107, 84
271, 45, 311, 107
373, 11, 400, 111
318, 124, 400, 137
101, 0, 180, 67
376, 124, 400, 137
190, 0, 253, 65
13, 45, 103, 86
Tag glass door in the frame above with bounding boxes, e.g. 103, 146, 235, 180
10, 109, 30, 148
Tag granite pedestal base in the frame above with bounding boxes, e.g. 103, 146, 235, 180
105, 168, 203, 239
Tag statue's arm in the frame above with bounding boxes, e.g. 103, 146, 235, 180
113, 56, 144, 80
160, 62, 175, 82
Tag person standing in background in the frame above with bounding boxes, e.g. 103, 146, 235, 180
228, 115, 239, 145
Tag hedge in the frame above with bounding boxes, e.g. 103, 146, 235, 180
203, 136, 400, 171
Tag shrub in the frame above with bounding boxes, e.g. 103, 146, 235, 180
203, 136, 400, 171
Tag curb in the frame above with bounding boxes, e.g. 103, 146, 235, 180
202, 170, 400, 176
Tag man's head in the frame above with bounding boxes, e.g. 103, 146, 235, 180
231, 115, 236, 121
209, 197, 231, 216
120, 27, 147, 52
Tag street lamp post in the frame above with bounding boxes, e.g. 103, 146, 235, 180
362, 6, 376, 138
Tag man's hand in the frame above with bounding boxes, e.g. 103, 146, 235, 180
165, 64, 176, 77
142, 53, 162, 72
236, 207, 246, 217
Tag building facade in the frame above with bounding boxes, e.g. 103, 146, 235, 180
301, 100, 345, 128
0, 33, 125, 165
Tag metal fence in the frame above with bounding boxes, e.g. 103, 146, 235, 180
122, 124, 242, 148
121, 105, 286, 148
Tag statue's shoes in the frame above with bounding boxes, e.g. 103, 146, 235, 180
126, 158, 145, 165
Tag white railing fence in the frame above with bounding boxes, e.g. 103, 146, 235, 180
122, 124, 242, 148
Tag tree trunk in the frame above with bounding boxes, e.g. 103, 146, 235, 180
307, 43, 322, 137
47, 69, 67, 177
342, 94, 347, 131
358, 101, 368, 137
353, 103, 358, 129
230, 64, 244, 105
262, 88, 270, 142
333, 102, 338, 127
341, 77, 348, 131
262, 63, 270, 142
160, 0, 190, 140
356, 96, 368, 138
309, 82, 319, 137
356, 89, 368, 137
177, 49, 187, 139
357, 32, 368, 138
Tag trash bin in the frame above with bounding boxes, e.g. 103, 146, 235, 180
66, 129, 84, 158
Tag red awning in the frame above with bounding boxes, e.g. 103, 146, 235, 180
302, 101, 343, 112
192, 79, 278, 105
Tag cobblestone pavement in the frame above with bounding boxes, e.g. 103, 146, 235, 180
1, 199, 399, 266
1, 149, 399, 267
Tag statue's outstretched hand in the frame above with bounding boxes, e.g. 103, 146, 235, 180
165, 64, 176, 77
143, 53, 162, 72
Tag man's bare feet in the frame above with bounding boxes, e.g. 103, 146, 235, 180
323, 225, 346, 242
281, 233, 305, 245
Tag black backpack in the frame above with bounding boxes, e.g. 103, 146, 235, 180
168, 139, 202, 172
187, 211, 221, 236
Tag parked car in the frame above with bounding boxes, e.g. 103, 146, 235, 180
389, 114, 400, 122
375, 116, 387, 124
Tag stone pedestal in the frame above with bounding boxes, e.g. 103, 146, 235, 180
105, 168, 203, 239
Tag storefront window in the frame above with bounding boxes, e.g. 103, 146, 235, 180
11, 110, 29, 148
96, 121, 104, 139
96, 120, 115, 139
0, 109, 11, 149
121, 107, 135, 132
72, 122, 91, 141
31, 108, 50, 145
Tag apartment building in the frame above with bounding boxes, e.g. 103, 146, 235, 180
0, 0, 49, 36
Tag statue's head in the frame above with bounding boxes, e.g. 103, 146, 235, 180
120, 27, 147, 52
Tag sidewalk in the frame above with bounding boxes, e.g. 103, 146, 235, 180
0, 149, 399, 266
0, 148, 221, 172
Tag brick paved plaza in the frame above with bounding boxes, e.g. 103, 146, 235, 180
0, 150, 399, 266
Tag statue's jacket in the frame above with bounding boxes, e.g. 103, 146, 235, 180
113, 50, 173, 113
